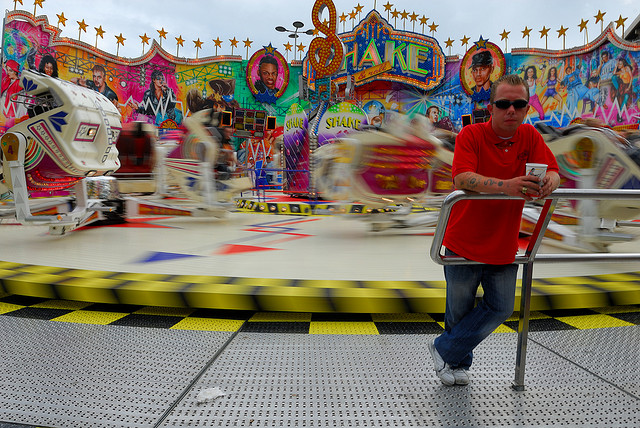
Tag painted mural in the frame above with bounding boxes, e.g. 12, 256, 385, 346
2, 9, 639, 146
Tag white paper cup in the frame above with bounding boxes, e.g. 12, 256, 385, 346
526, 163, 547, 182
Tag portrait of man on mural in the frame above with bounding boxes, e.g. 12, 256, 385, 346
255, 55, 280, 97
128, 70, 181, 126
71, 64, 118, 104
470, 51, 494, 103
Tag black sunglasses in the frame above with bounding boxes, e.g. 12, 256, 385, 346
492, 99, 529, 110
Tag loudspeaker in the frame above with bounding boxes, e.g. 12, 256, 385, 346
266, 116, 277, 131
221, 110, 233, 127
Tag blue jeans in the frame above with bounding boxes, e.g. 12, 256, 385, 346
434, 249, 518, 369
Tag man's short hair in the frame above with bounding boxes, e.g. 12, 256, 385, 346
92, 64, 106, 74
259, 55, 279, 72
489, 74, 529, 104
426, 105, 440, 116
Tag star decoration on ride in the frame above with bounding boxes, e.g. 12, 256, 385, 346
263, 43, 276, 55
473, 36, 488, 50
77, 19, 88, 33
578, 19, 589, 33
557, 26, 568, 38
56, 12, 67, 27
140, 33, 150, 46
157, 28, 168, 40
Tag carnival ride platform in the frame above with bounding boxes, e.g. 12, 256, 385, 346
1, 200, 639, 427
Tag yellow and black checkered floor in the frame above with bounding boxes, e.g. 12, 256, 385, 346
2, 294, 639, 334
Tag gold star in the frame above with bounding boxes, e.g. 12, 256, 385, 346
460, 35, 470, 45
615, 15, 627, 29
296, 42, 306, 52
383, 2, 393, 12
157, 28, 167, 40
140, 33, 150, 45
594, 10, 606, 24
175, 35, 184, 47
522, 26, 532, 38
313, 28, 320, 36
419, 15, 428, 26
340, 12, 347, 23
474, 36, 488, 49
578, 18, 589, 32
349, 10, 357, 20
213, 37, 222, 48
400, 10, 409, 20
391, 9, 400, 19
428, 22, 439, 33
15, 0, 24, 7
500, 29, 510, 40
95, 26, 105, 39
539, 26, 550, 38
115, 33, 126, 45
354, 3, 364, 13
557, 26, 568, 37
193, 38, 203, 49
77, 19, 88, 33
243, 38, 252, 48
445, 38, 454, 48
229, 37, 238, 48
409, 12, 418, 22
34, 0, 44, 9
56, 12, 67, 27
283, 42, 293, 52
263, 44, 276, 55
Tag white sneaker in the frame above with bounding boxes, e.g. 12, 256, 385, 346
428, 340, 455, 386
453, 368, 469, 385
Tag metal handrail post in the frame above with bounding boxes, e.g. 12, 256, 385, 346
513, 197, 556, 390
513, 260, 533, 391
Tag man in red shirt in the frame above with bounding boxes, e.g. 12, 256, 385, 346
429, 74, 560, 386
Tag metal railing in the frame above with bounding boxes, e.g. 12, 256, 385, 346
430, 188, 640, 391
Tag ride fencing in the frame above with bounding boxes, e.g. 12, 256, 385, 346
429, 188, 640, 391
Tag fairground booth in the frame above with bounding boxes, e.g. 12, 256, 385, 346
1, 3, 639, 197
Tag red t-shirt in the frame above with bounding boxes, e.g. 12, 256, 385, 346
443, 120, 558, 264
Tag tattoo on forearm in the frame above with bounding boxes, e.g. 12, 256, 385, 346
467, 177, 477, 189
484, 178, 496, 186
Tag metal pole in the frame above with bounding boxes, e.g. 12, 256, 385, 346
513, 260, 533, 391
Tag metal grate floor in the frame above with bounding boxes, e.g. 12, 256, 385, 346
1, 317, 638, 427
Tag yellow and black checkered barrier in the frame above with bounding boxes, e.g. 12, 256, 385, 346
1, 261, 640, 313
234, 199, 438, 216
1, 293, 638, 333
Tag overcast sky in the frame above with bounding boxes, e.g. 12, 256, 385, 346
17, 0, 640, 60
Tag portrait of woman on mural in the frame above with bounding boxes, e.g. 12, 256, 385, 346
38, 54, 58, 78
524, 65, 545, 120
1, 60, 27, 129
459, 42, 505, 105
246, 47, 289, 104
540, 65, 563, 110
129, 70, 182, 127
